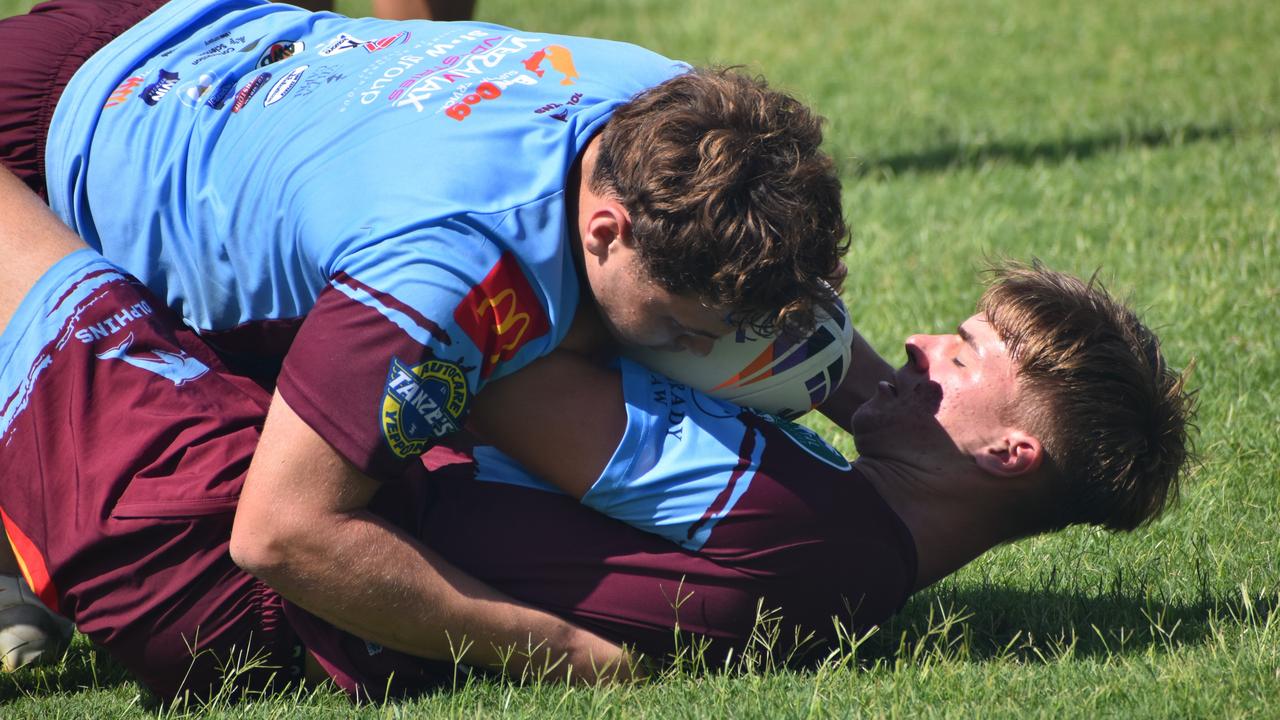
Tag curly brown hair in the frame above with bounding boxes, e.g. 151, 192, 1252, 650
980, 261, 1197, 532
591, 67, 848, 335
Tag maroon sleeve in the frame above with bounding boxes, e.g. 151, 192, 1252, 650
275, 243, 560, 484
276, 275, 470, 481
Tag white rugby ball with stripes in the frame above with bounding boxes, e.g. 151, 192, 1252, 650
627, 300, 854, 419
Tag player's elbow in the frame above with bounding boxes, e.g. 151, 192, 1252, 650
228, 505, 309, 582
228, 518, 278, 579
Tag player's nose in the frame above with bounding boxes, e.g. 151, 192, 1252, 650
904, 336, 930, 371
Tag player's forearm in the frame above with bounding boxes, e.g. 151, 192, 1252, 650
235, 506, 626, 681
230, 390, 630, 682
818, 328, 894, 433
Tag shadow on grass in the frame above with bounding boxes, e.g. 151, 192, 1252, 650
859, 582, 1278, 665
850, 122, 1248, 178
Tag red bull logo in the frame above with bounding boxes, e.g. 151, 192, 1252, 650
523, 45, 579, 85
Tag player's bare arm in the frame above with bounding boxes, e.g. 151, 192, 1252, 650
229, 390, 631, 682
0, 166, 83, 330
466, 348, 630, 499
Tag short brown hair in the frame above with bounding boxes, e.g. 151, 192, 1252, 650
979, 261, 1195, 532
592, 67, 848, 335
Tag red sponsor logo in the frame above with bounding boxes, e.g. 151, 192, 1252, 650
444, 81, 502, 121
364, 31, 409, 53
103, 76, 146, 108
453, 253, 551, 379
231, 72, 271, 113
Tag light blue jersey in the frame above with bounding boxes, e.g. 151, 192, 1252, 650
45, 0, 686, 478
471, 358, 851, 551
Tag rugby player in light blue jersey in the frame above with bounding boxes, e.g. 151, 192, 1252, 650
1, 0, 893, 673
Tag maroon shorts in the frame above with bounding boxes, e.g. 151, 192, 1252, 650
0, 0, 168, 200
0, 252, 457, 701
0, 252, 304, 700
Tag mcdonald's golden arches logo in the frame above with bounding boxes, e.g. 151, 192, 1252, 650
453, 253, 551, 379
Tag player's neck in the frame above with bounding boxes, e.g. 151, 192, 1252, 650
856, 457, 1028, 592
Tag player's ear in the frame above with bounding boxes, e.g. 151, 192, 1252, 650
583, 200, 632, 260
975, 430, 1043, 478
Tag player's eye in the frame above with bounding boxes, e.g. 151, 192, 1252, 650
952, 356, 966, 368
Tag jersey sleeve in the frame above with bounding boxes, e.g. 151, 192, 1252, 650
276, 225, 565, 481
580, 358, 852, 551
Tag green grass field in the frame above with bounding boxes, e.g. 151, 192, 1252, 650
2, 0, 1277, 717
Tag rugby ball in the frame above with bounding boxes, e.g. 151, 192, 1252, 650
626, 299, 853, 419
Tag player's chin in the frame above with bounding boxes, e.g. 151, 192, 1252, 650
850, 404, 878, 438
